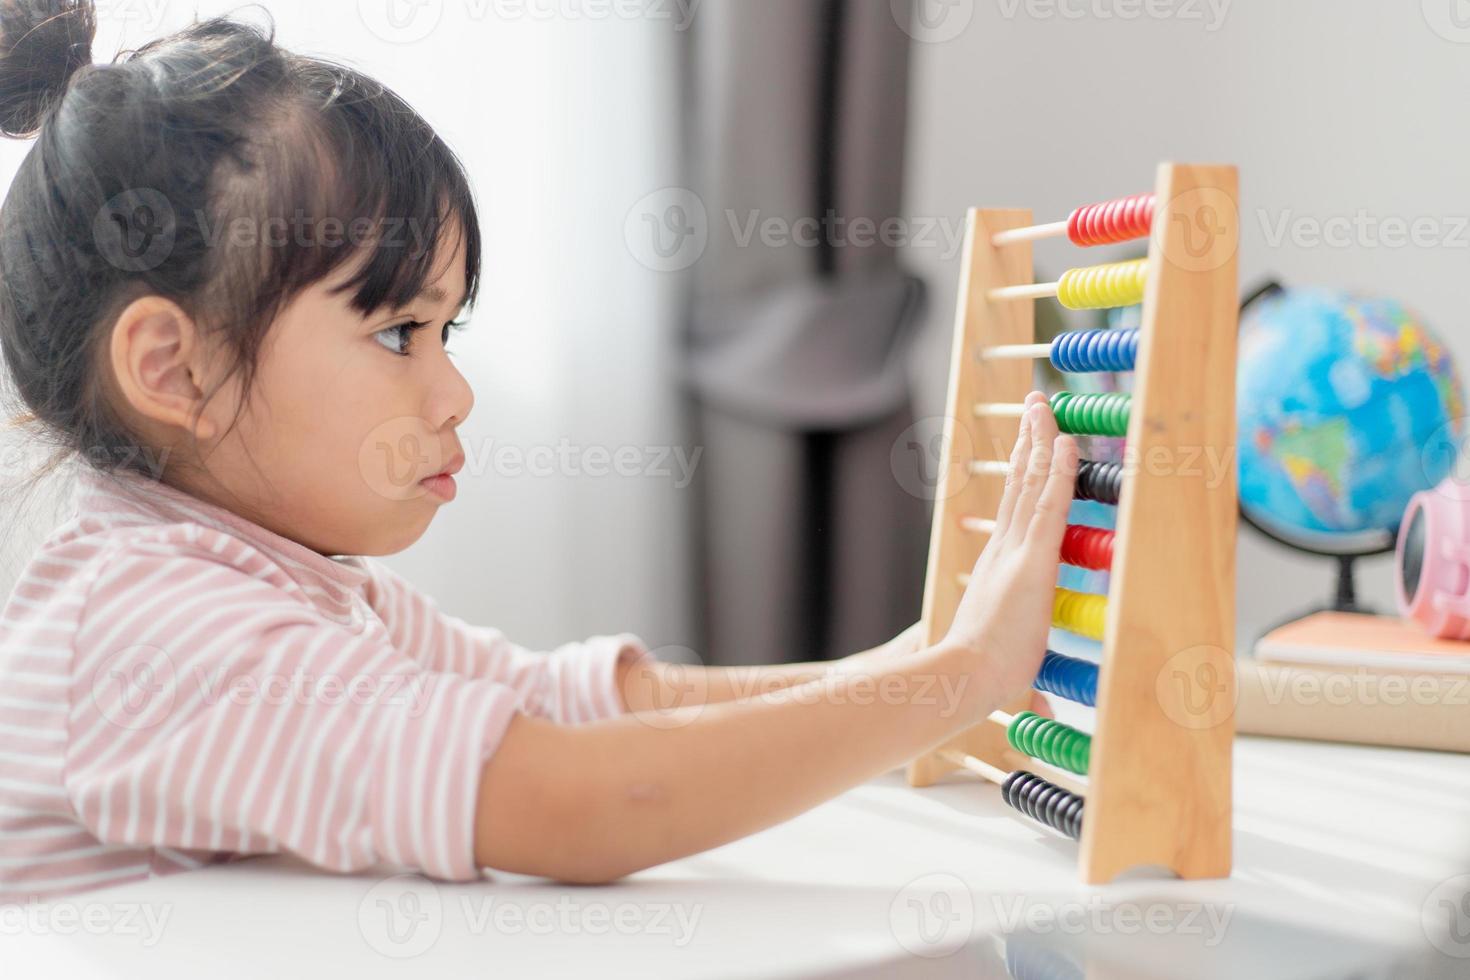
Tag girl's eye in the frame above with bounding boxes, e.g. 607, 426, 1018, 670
373, 321, 427, 357
373, 319, 467, 357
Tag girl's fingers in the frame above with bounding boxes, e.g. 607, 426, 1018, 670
1027, 434, 1080, 552
991, 401, 1035, 538
1008, 403, 1059, 538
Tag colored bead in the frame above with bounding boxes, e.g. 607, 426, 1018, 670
1050, 391, 1132, 437
1067, 193, 1156, 247
1075, 459, 1123, 505
1053, 588, 1107, 640
1050, 328, 1140, 374
1034, 651, 1098, 707
1002, 770, 1084, 841
1060, 525, 1114, 570
1007, 711, 1092, 776
1056, 259, 1148, 310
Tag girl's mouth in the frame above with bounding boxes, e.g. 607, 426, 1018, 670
420, 452, 465, 502
420, 473, 457, 502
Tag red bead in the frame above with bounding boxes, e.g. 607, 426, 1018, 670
1066, 193, 1155, 247
1060, 524, 1114, 570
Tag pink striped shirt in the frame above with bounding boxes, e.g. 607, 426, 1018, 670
0, 465, 651, 902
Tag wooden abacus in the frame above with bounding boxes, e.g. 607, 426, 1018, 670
908, 163, 1240, 884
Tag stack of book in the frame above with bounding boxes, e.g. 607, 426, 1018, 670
1238, 612, 1470, 752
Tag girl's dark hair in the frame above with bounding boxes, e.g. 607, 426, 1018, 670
0, 0, 481, 487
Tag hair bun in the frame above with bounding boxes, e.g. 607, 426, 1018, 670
0, 0, 95, 138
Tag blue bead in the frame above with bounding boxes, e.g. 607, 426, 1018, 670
1048, 328, 1139, 374
1033, 650, 1099, 707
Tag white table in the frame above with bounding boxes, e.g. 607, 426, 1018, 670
5, 735, 1470, 979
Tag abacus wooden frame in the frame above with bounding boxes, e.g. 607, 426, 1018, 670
906, 162, 1240, 884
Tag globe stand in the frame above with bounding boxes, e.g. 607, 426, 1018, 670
1330, 554, 1374, 615
1240, 506, 1396, 635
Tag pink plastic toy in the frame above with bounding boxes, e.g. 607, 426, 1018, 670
1397, 477, 1470, 639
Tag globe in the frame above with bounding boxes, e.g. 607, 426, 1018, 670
1238, 286, 1465, 545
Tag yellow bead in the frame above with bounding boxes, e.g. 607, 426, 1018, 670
1053, 588, 1107, 640
1056, 259, 1148, 310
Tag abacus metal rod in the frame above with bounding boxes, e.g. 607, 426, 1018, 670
990, 220, 1069, 247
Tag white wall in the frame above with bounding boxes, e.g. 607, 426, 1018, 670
900, 0, 1470, 642
0, 3, 693, 653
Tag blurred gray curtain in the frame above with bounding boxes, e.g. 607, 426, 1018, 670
680, 0, 929, 665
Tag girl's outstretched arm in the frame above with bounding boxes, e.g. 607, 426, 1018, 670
475, 394, 1076, 884
613, 623, 924, 712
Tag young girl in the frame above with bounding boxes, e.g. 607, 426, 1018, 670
0, 1, 1077, 901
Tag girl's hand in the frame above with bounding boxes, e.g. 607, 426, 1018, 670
943, 392, 1078, 713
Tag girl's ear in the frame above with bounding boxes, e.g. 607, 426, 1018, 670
108, 296, 223, 443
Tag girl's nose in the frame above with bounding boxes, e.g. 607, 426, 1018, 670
428, 350, 474, 431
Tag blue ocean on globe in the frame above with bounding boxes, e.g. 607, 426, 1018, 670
1237, 288, 1465, 536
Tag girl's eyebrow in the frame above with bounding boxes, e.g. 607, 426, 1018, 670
420, 285, 470, 309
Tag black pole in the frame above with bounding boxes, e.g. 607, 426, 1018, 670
1335, 555, 1357, 612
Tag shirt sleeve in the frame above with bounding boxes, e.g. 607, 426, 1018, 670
63, 534, 521, 882
355, 556, 653, 725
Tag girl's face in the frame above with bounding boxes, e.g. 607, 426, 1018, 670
122, 230, 475, 559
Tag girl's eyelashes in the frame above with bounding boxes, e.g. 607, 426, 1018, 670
372, 320, 428, 357
373, 319, 468, 358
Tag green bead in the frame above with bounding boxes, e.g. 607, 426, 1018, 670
1049, 391, 1131, 438
1007, 711, 1092, 776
